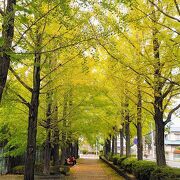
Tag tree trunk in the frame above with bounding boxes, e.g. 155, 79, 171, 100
125, 121, 130, 157
60, 147, 66, 165
43, 130, 51, 175
105, 138, 111, 158
112, 136, 115, 156
43, 93, 52, 175
71, 141, 78, 158
137, 122, 143, 160
125, 95, 130, 157
52, 105, 60, 166
66, 143, 71, 157
152, 9, 166, 166
24, 35, 41, 180
74, 140, 79, 159
114, 134, 117, 155
120, 126, 124, 157
52, 143, 60, 166
0, 0, 16, 101
60, 92, 68, 165
137, 79, 143, 160
154, 112, 166, 166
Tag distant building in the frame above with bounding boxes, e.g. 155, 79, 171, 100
165, 127, 180, 161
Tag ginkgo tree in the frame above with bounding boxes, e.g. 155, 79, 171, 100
89, 0, 180, 166
0, 1, 179, 180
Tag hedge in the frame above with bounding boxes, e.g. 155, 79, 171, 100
150, 166, 180, 180
12, 165, 24, 174
132, 160, 157, 180
117, 156, 127, 166
120, 157, 137, 173
107, 155, 180, 180
112, 155, 120, 165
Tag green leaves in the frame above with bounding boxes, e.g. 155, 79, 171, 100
0, 37, 4, 46
15, 4, 33, 14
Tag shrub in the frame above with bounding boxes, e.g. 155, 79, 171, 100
121, 157, 137, 173
117, 156, 127, 166
99, 150, 103, 156
50, 165, 61, 174
132, 160, 157, 180
112, 155, 120, 165
150, 166, 180, 180
12, 165, 24, 174
107, 152, 113, 161
60, 165, 70, 175
34, 163, 44, 174
82, 149, 88, 154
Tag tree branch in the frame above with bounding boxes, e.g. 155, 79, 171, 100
164, 103, 180, 125
13, 2, 62, 48
134, 5, 180, 35
0, 8, 5, 16
40, 46, 91, 82
173, 0, 180, 16
122, 91, 154, 116
8, 88, 31, 108
148, 0, 180, 23
162, 83, 174, 99
16, 93, 31, 108
9, 66, 33, 92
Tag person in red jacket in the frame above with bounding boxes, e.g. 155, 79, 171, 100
65, 155, 76, 165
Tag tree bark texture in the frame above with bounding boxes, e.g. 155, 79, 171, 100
43, 92, 52, 175
120, 126, 124, 157
152, 17, 166, 166
114, 135, 117, 155
125, 96, 130, 157
137, 79, 143, 160
52, 105, 60, 166
105, 139, 111, 158
0, 0, 16, 101
24, 35, 41, 180
112, 136, 115, 156
60, 92, 68, 165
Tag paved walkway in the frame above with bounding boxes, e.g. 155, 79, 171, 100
0, 158, 124, 180
66, 158, 124, 180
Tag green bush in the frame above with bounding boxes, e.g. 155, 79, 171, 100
121, 157, 137, 173
132, 160, 157, 180
34, 163, 44, 174
50, 165, 61, 174
107, 152, 113, 161
117, 156, 127, 166
12, 165, 24, 174
150, 166, 180, 180
112, 155, 120, 165
82, 149, 88, 154
60, 165, 70, 175
114, 157, 180, 180
99, 150, 103, 156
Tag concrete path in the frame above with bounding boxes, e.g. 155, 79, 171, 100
65, 158, 124, 180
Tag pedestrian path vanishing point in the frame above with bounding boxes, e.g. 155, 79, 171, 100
66, 158, 125, 180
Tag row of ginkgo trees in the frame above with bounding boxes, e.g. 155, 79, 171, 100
0, 2, 179, 180
90, 0, 180, 166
